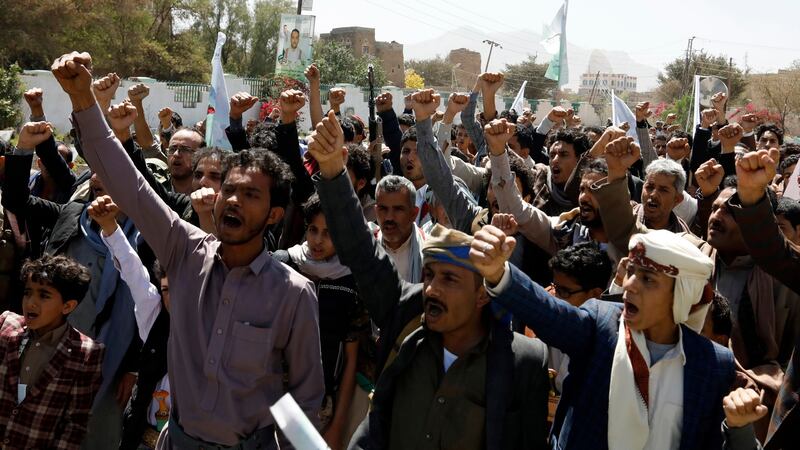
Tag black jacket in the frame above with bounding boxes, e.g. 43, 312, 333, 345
315, 170, 550, 450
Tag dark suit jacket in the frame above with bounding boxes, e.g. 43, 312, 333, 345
0, 311, 104, 449
314, 170, 550, 450
728, 193, 800, 449
492, 264, 736, 450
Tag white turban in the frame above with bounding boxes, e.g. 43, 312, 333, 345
628, 230, 714, 332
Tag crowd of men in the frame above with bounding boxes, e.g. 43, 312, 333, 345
0, 49, 798, 450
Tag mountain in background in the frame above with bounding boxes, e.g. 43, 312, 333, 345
404, 26, 662, 91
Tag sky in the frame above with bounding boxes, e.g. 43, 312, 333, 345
303, 0, 800, 87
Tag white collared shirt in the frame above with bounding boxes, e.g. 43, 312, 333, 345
383, 231, 414, 283
638, 328, 686, 450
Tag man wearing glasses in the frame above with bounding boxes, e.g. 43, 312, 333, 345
166, 128, 204, 195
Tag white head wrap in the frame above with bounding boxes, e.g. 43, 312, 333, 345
628, 230, 714, 332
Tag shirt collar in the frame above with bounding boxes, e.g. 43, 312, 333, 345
215, 242, 272, 275
29, 321, 69, 346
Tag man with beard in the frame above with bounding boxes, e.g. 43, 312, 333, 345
486, 118, 614, 259
592, 138, 695, 258
307, 110, 550, 450
371, 175, 425, 283
50, 51, 324, 449
165, 128, 204, 195
398, 126, 435, 226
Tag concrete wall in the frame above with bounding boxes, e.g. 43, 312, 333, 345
18, 71, 604, 138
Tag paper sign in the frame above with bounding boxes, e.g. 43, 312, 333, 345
783, 161, 800, 200
270, 393, 329, 450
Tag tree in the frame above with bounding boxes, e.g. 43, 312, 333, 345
657, 51, 748, 103
313, 40, 387, 87
746, 61, 800, 131
503, 56, 558, 100
405, 57, 452, 88
660, 93, 693, 132
0, 64, 24, 129
405, 69, 425, 89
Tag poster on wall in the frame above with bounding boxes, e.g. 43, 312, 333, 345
275, 14, 315, 81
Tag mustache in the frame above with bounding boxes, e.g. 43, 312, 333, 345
424, 298, 448, 311
383, 220, 397, 228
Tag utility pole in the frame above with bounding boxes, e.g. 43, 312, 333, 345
681, 36, 696, 94
297, 0, 303, 14
483, 40, 502, 72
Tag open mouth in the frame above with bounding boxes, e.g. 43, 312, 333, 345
425, 299, 447, 318
25, 312, 39, 321
645, 200, 659, 212
551, 167, 561, 177
222, 212, 242, 228
623, 300, 639, 319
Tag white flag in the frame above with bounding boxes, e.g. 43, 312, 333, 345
611, 90, 639, 145
691, 75, 702, 132
510, 81, 527, 114
542, 1, 569, 86
206, 32, 232, 150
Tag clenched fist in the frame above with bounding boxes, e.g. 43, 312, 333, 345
87, 195, 120, 236
410, 89, 441, 122
279, 89, 305, 123
92, 73, 120, 106
127, 83, 150, 104
376, 92, 393, 113
17, 122, 53, 150
229, 92, 259, 120
483, 118, 516, 156
723, 388, 768, 429
304, 64, 320, 84
736, 147, 780, 206
665, 137, 690, 161
24, 88, 44, 117
700, 109, 717, 129
307, 111, 346, 178
491, 213, 518, 236
694, 159, 724, 195
158, 107, 174, 129
328, 88, 346, 109
718, 123, 743, 152
548, 106, 568, 124
51, 51, 94, 100
470, 225, 517, 286
740, 113, 759, 134
444, 92, 469, 121
191, 187, 217, 214
635, 102, 652, 123
479, 72, 504, 95
107, 100, 138, 132
604, 136, 641, 181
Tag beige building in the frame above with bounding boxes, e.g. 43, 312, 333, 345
578, 72, 638, 95
319, 26, 405, 87
447, 48, 481, 90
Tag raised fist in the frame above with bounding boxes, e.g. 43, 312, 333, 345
665, 137, 691, 161
736, 147, 780, 206
470, 224, 517, 286
566, 111, 582, 129
618, 121, 631, 132
127, 83, 150, 104
483, 118, 516, 155
190, 187, 217, 214
740, 114, 759, 134
635, 102, 652, 122
51, 51, 94, 97
92, 73, 120, 105
666, 124, 680, 133
665, 113, 677, 125
445, 92, 469, 116
87, 195, 120, 235
304, 64, 320, 84
711, 92, 727, 112
107, 100, 138, 132
723, 388, 768, 429
376, 92, 393, 113
589, 126, 627, 157
694, 159, 724, 195
700, 109, 717, 129
229, 92, 259, 120
158, 107, 174, 129
491, 213, 518, 236
479, 72, 504, 95
17, 122, 53, 150
279, 89, 306, 120
307, 111, 346, 175
328, 88, 346, 108
718, 123, 743, 152
404, 93, 413, 110
548, 106, 568, 124
410, 89, 441, 122
24, 88, 43, 110
604, 136, 641, 179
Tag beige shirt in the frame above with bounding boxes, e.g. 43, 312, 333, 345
75, 104, 324, 446
20, 322, 68, 385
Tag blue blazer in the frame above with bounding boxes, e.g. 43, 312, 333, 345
494, 265, 736, 450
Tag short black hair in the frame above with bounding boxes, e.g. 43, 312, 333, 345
722, 181, 779, 212
777, 197, 800, 227
515, 124, 536, 151
583, 157, 608, 178
54, 141, 74, 164
400, 126, 417, 148
170, 111, 183, 129
779, 154, 799, 174
301, 193, 323, 225
248, 122, 278, 151
398, 113, 416, 128
670, 129, 694, 148
221, 149, 294, 209
549, 129, 592, 157
499, 109, 518, 124
192, 147, 228, 171
548, 241, 612, 291
781, 143, 800, 160
340, 117, 356, 142
346, 144, 372, 183
508, 155, 536, 199
756, 123, 784, 146
583, 126, 604, 136
291, 28, 300, 35
21, 255, 91, 303
710, 291, 732, 338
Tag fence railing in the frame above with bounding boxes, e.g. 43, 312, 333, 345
165, 82, 209, 108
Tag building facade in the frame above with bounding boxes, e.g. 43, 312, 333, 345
578, 72, 638, 95
319, 26, 405, 87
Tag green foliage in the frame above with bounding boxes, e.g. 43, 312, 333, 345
503, 56, 558, 100
661, 93, 693, 131
313, 40, 387, 87
657, 51, 748, 103
0, 64, 24, 129
405, 57, 452, 88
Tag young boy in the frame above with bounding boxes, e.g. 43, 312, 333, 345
0, 254, 104, 449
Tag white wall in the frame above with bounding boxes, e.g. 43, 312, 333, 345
18, 71, 603, 137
